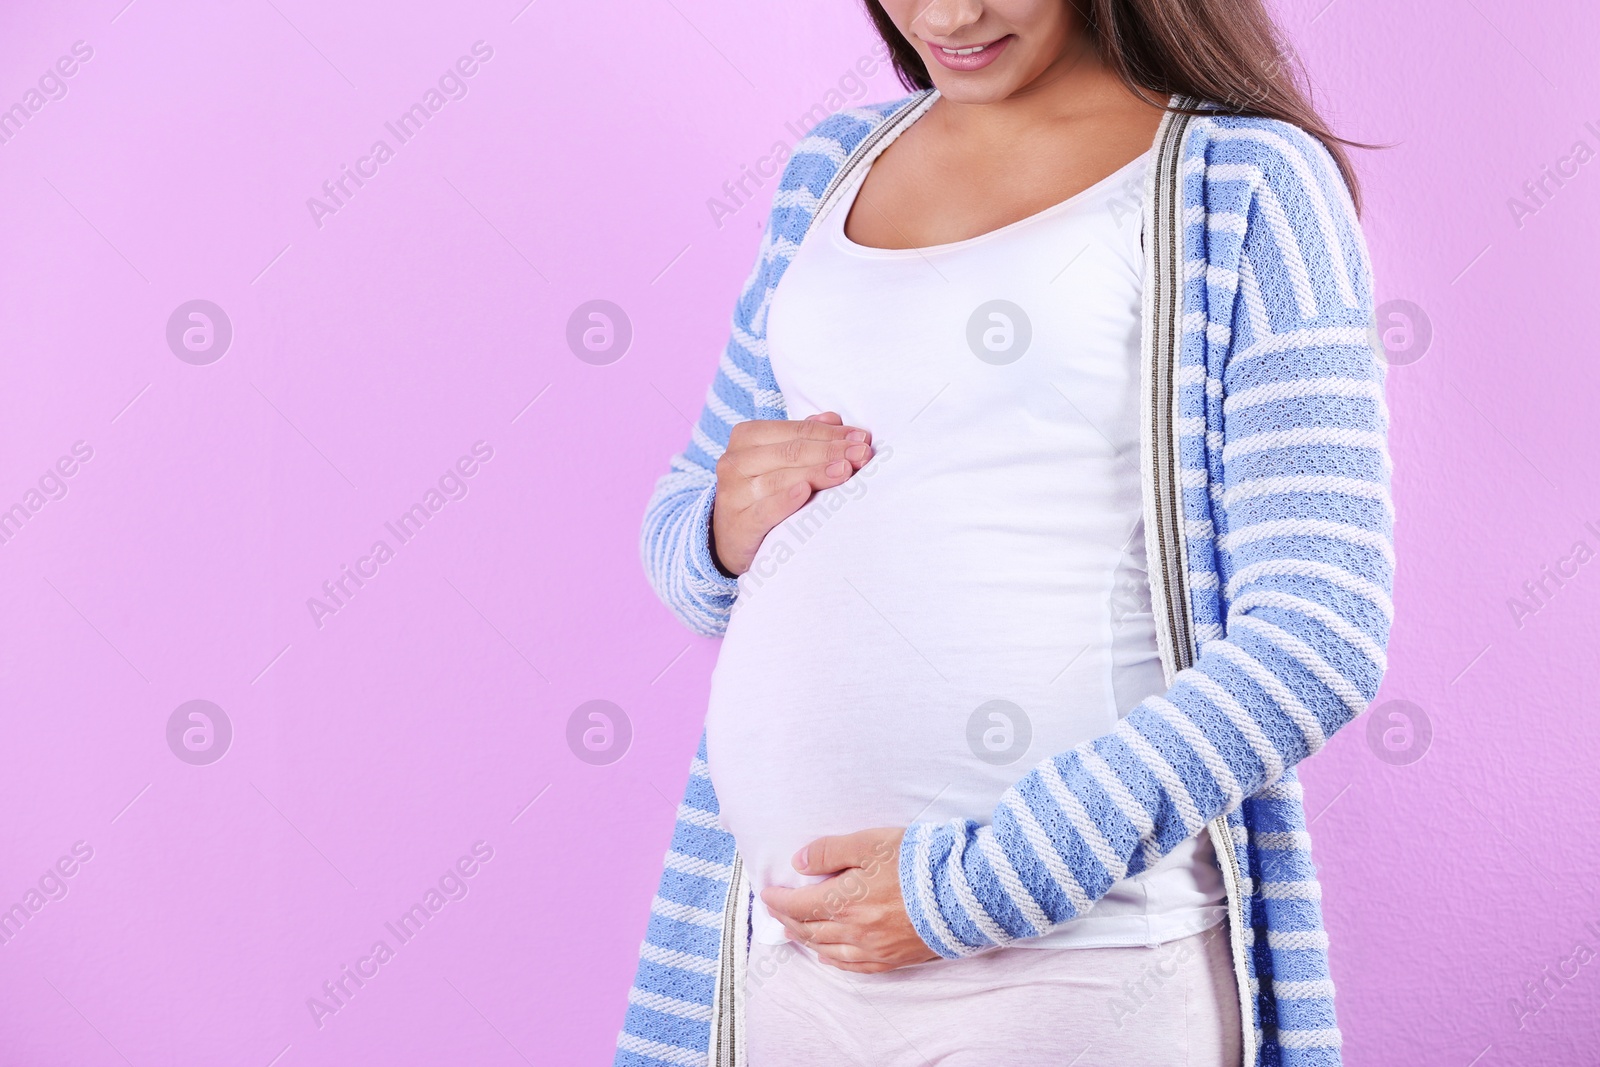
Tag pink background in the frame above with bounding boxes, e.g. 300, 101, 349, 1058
0, 0, 1596, 1063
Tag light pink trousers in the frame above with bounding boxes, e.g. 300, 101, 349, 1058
744, 924, 1243, 1067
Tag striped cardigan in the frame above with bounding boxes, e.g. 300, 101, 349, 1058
622, 90, 1392, 1067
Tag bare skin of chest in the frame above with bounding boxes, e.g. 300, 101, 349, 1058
844, 85, 1165, 250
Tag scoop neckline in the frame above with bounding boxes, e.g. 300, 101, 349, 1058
831, 147, 1151, 259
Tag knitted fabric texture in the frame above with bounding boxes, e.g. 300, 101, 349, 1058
620, 93, 1392, 1067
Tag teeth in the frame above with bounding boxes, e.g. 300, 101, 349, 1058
941, 43, 988, 55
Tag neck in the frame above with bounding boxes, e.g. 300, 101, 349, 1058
930, 37, 1146, 148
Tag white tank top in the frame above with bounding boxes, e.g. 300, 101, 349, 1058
704, 149, 1226, 949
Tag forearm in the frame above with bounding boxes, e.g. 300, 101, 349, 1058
900, 618, 1383, 957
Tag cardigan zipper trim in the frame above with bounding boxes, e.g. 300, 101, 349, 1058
709, 854, 748, 1067
1143, 100, 1198, 674
1140, 98, 1258, 1067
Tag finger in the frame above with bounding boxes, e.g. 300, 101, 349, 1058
793, 414, 868, 445
738, 455, 862, 531
762, 880, 859, 925
808, 941, 872, 966
745, 437, 871, 479
760, 884, 812, 924
773, 913, 854, 946
736, 471, 833, 536
795, 829, 892, 876
772, 912, 816, 943
733, 417, 871, 450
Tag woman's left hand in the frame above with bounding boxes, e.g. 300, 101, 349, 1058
759, 827, 940, 973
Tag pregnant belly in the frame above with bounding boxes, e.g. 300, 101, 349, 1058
703, 495, 1122, 945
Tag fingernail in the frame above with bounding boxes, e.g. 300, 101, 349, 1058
845, 444, 867, 463
826, 460, 847, 476
846, 430, 867, 442
792, 847, 808, 872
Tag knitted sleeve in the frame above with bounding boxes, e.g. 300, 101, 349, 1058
898, 121, 1394, 957
636, 237, 778, 638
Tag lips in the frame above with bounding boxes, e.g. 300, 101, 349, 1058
925, 33, 1012, 72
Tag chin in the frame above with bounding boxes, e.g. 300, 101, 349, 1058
924, 70, 1022, 105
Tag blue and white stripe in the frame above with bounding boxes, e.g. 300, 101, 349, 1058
623, 95, 1390, 1067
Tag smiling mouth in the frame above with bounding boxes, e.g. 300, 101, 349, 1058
924, 34, 1013, 70
939, 42, 994, 56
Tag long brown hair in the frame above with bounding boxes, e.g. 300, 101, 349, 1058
860, 0, 1369, 213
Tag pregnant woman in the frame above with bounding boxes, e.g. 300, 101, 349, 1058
620, 1, 1392, 1065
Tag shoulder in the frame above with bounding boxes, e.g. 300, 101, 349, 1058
1183, 110, 1358, 223
759, 91, 928, 248
1183, 112, 1374, 333
776, 91, 928, 196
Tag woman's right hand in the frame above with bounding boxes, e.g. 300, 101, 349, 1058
711, 411, 873, 576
